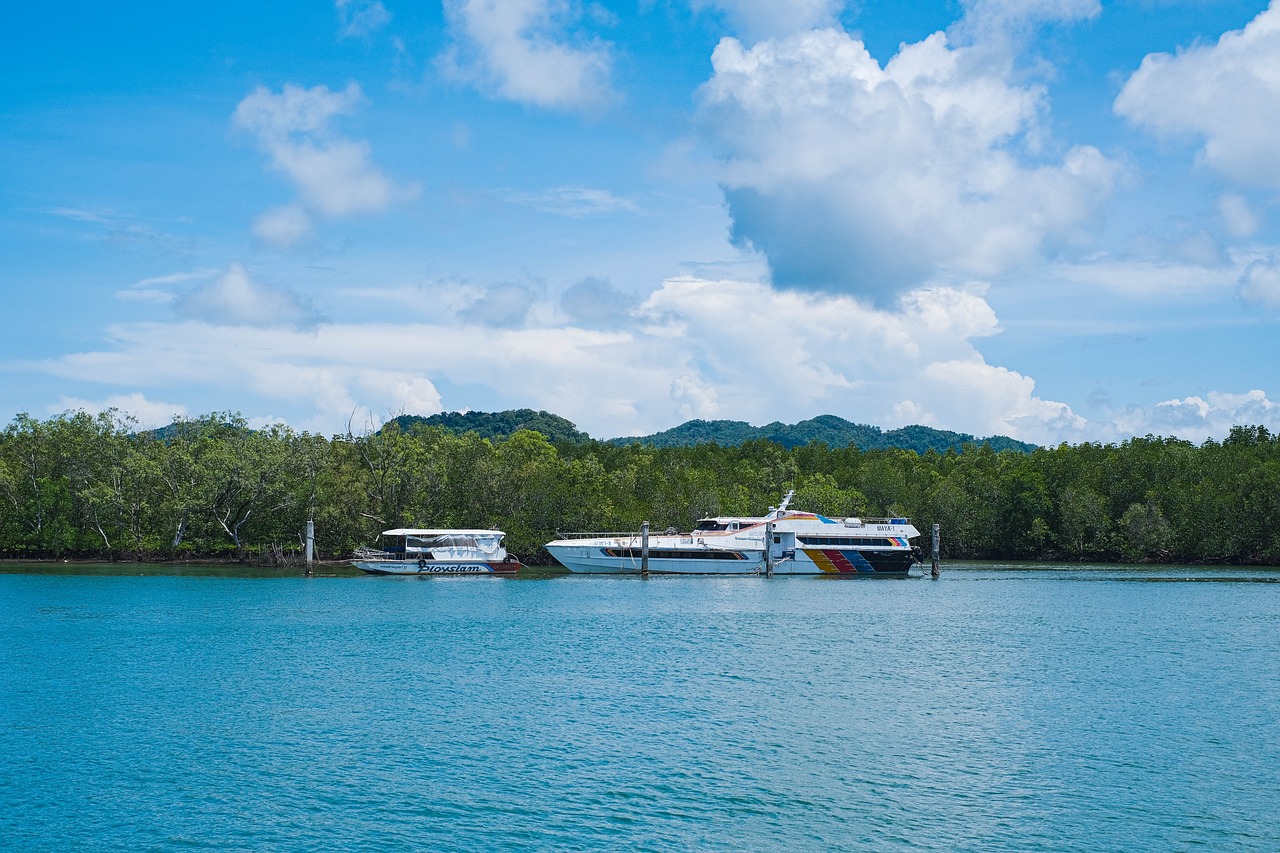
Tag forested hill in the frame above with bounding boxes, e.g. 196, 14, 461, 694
611, 415, 1038, 453
390, 410, 590, 444
393, 410, 1036, 453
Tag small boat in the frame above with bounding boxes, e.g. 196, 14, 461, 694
353, 529, 521, 575
544, 491, 922, 576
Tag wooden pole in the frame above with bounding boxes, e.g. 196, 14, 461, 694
640, 521, 649, 578
305, 519, 315, 576
764, 520, 774, 577
930, 523, 941, 579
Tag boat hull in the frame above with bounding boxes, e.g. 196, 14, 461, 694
354, 560, 521, 575
544, 543, 918, 576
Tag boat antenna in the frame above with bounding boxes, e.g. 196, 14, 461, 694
770, 489, 795, 518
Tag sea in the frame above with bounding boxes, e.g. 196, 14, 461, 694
2, 563, 1278, 852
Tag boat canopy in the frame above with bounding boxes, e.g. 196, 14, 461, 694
380, 528, 505, 538
378, 529, 506, 552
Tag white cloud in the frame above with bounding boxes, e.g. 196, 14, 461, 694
501, 185, 638, 217
336, 0, 391, 39
1115, 2, 1280, 188
46, 277, 1059, 439
1218, 193, 1261, 239
174, 263, 322, 328
1117, 390, 1280, 441
1239, 257, 1280, 309
235, 82, 362, 139
1045, 256, 1240, 300
253, 204, 313, 248
690, 0, 844, 42
439, 0, 616, 110
560, 276, 638, 326
53, 392, 189, 430
459, 281, 538, 327
697, 27, 1117, 300
43, 275, 1278, 445
117, 268, 221, 305
957, 0, 1100, 39
233, 83, 416, 235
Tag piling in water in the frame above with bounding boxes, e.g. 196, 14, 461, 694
931, 523, 941, 579
305, 519, 315, 576
765, 520, 774, 577
640, 521, 649, 578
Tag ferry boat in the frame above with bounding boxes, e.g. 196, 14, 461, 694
353, 529, 521, 575
543, 492, 922, 576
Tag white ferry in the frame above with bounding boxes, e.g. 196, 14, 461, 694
353, 529, 521, 575
544, 492, 922, 576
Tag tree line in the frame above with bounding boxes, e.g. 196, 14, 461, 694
2, 410, 1277, 565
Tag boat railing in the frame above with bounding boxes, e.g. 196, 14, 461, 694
552, 531, 649, 540
353, 546, 400, 560
840, 517, 912, 526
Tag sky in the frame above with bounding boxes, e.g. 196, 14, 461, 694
3, 0, 1279, 444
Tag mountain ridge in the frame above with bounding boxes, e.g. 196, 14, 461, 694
392, 410, 1037, 453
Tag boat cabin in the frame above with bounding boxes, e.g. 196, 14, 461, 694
693, 518, 755, 532
376, 529, 507, 561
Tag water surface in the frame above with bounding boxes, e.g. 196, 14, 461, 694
3, 564, 1277, 851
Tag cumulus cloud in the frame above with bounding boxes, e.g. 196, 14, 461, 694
439, 0, 615, 110
638, 277, 1084, 442
336, 0, 391, 39
45, 276, 1074, 440
560, 276, 638, 326
173, 263, 322, 328
697, 26, 1117, 300
1117, 390, 1280, 441
1239, 257, 1280, 309
46, 274, 1278, 445
234, 83, 416, 247
1115, 2, 1280, 188
458, 281, 538, 327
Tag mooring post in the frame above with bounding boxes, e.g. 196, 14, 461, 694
640, 521, 649, 578
930, 523, 941, 579
305, 519, 315, 576
764, 520, 774, 577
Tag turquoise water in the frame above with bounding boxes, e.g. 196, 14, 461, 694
2, 565, 1278, 851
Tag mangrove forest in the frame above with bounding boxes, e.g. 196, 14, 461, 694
1, 409, 1278, 565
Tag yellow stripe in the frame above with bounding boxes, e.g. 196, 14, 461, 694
805, 549, 840, 574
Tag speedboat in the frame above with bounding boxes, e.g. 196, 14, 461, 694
544, 492, 922, 576
353, 529, 521, 575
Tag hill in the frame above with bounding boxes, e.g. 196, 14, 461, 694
389, 409, 590, 444
612, 414, 1037, 454
392, 410, 1036, 453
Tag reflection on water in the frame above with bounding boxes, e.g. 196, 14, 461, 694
4, 559, 1278, 581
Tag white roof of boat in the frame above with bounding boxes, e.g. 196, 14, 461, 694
380, 528, 505, 537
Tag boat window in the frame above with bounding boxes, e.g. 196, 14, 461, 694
694, 520, 726, 531
603, 548, 746, 560
798, 536, 895, 547
406, 535, 481, 550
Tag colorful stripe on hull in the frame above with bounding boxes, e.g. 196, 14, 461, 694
804, 548, 877, 574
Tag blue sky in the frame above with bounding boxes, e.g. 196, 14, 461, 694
3, 0, 1279, 443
